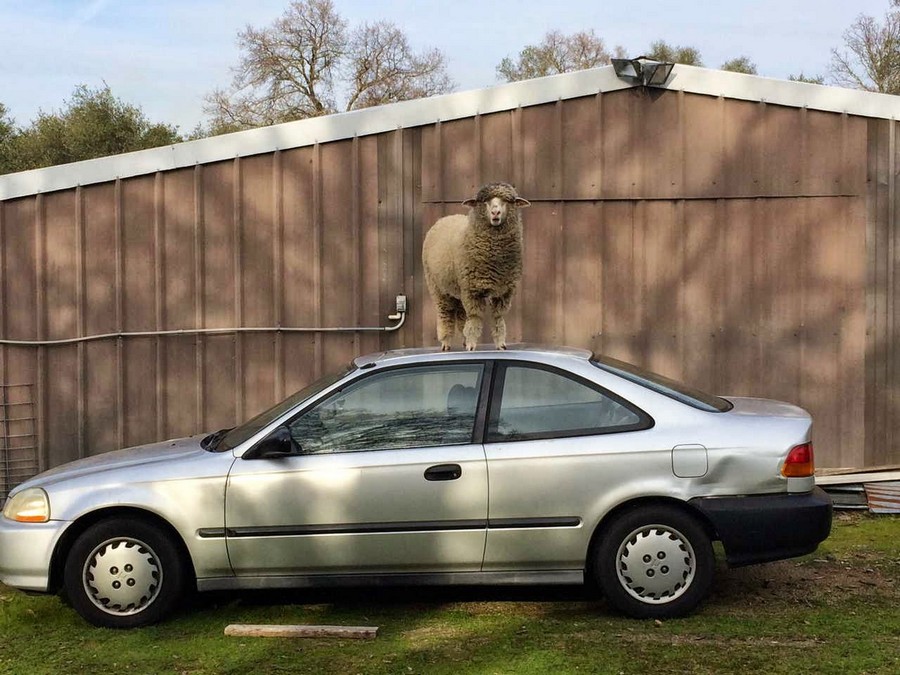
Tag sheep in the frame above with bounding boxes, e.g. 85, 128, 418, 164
422, 182, 531, 351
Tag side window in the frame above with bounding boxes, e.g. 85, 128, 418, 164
288, 364, 484, 454
487, 364, 649, 442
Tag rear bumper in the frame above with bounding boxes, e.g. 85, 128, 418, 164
689, 487, 833, 567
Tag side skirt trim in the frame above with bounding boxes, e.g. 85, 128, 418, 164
197, 570, 585, 592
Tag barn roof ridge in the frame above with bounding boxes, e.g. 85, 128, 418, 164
2, 63, 899, 201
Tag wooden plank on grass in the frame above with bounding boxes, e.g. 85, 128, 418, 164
224, 624, 379, 640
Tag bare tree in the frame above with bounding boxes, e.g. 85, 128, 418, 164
205, 0, 454, 132
830, 6, 900, 94
497, 29, 623, 82
346, 21, 453, 109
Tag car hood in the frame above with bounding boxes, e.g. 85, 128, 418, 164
15, 435, 209, 491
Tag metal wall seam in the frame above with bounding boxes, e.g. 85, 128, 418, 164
312, 143, 323, 378
75, 186, 86, 459
233, 157, 244, 424
154, 172, 166, 442
193, 165, 205, 432
114, 179, 125, 451
272, 150, 285, 403
34, 195, 47, 471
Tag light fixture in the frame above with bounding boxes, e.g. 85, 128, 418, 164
611, 56, 675, 87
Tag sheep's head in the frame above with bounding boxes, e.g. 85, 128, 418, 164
463, 182, 530, 227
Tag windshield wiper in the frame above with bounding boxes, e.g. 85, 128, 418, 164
201, 428, 233, 452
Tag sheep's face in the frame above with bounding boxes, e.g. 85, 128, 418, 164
463, 187, 530, 228
486, 197, 510, 227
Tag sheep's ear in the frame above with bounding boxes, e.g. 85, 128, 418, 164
515, 198, 531, 208
462, 198, 478, 207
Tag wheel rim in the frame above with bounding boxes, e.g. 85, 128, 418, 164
82, 536, 163, 616
616, 523, 695, 604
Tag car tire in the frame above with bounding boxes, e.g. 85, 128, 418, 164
592, 504, 714, 619
63, 517, 186, 628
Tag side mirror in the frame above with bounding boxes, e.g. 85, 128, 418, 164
248, 425, 298, 459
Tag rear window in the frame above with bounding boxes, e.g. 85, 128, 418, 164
591, 355, 733, 413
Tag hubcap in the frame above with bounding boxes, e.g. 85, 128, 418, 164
82, 537, 162, 616
616, 524, 695, 604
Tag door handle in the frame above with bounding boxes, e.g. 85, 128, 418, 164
424, 464, 462, 481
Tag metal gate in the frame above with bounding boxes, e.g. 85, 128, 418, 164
0, 384, 38, 502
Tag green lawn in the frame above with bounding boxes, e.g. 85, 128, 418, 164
1, 512, 897, 674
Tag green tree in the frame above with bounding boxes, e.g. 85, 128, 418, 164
645, 40, 703, 66
0, 103, 19, 174
2, 85, 181, 174
721, 56, 757, 74
830, 3, 900, 93
496, 29, 623, 82
205, 0, 454, 131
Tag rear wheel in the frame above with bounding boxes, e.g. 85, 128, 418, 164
63, 518, 186, 628
592, 505, 713, 619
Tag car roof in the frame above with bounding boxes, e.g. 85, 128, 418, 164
353, 344, 594, 368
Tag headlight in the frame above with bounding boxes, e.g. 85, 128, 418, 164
2, 488, 50, 523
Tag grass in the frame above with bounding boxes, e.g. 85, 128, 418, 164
1, 512, 898, 674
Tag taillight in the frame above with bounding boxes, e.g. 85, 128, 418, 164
782, 442, 814, 478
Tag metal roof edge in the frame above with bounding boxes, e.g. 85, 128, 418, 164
662, 64, 900, 119
0, 67, 630, 201
3, 64, 900, 201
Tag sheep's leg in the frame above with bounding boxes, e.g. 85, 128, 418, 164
453, 303, 467, 345
461, 293, 487, 351
435, 296, 461, 350
490, 292, 513, 350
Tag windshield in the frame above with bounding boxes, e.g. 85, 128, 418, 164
591, 355, 733, 413
213, 362, 357, 451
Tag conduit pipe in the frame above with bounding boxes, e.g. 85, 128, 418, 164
0, 296, 407, 347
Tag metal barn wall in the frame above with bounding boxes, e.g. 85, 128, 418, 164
0, 88, 881, 471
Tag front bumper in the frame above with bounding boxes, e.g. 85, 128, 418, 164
689, 487, 833, 567
0, 517, 67, 591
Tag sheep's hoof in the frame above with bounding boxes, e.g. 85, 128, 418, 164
465, 344, 476, 352
440, 344, 451, 352
497, 344, 507, 350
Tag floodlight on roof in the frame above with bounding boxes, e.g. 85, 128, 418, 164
611, 57, 675, 87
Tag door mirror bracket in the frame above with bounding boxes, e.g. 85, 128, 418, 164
246, 425, 299, 459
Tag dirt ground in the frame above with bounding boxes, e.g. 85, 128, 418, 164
710, 512, 899, 611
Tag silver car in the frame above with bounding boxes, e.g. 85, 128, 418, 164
0, 346, 832, 628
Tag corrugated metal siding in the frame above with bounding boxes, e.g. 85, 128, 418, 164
0, 89, 882, 471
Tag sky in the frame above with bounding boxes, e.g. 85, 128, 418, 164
0, 0, 894, 133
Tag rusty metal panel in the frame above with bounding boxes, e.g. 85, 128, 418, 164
636, 91, 683, 201
721, 99, 765, 197
281, 146, 319, 396
865, 118, 893, 468
763, 105, 805, 195
682, 95, 724, 198
520, 103, 562, 201
561, 96, 602, 199
480, 111, 515, 189
560, 201, 603, 346
864, 481, 900, 513
238, 154, 278, 421
160, 168, 199, 438
599, 90, 639, 199
438, 117, 477, 202
0, 88, 882, 472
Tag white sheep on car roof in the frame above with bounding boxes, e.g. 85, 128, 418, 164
422, 182, 531, 351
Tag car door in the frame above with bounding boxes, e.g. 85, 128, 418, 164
225, 362, 489, 577
482, 361, 655, 571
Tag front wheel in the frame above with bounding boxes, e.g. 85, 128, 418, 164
63, 518, 186, 628
592, 505, 714, 619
